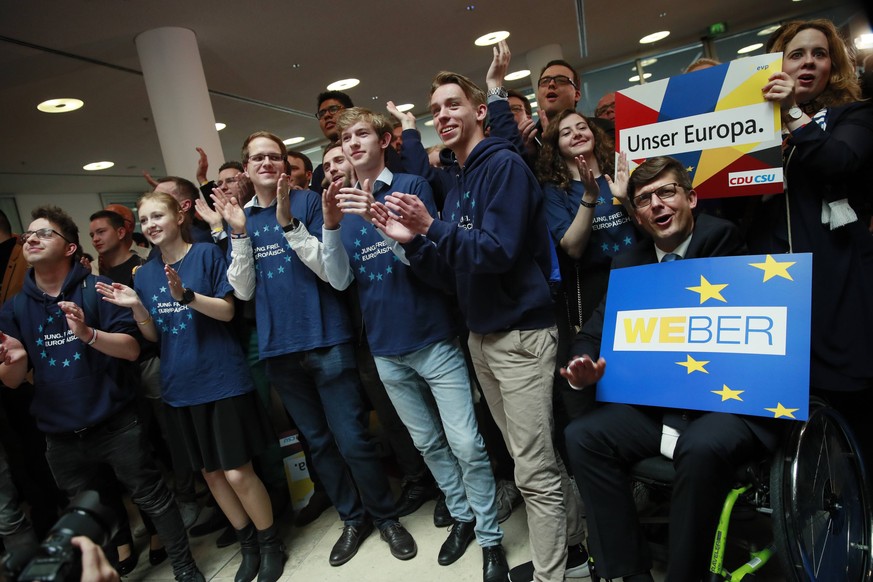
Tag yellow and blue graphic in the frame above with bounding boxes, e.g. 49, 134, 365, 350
598, 253, 811, 420
616, 53, 784, 200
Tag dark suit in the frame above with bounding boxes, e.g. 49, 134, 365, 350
564, 213, 779, 581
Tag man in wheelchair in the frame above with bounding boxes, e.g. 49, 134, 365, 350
561, 156, 782, 582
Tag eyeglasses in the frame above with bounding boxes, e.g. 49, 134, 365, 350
633, 182, 683, 208
20, 228, 72, 244
247, 153, 284, 163
315, 105, 344, 120
537, 75, 577, 89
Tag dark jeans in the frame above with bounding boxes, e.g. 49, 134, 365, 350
45, 406, 196, 578
265, 344, 397, 527
565, 404, 760, 582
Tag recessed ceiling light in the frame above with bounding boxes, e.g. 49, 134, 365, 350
395, 103, 415, 112
640, 58, 658, 67
83, 161, 114, 171
283, 137, 305, 145
640, 31, 670, 44
530, 101, 539, 109
327, 78, 360, 91
474, 31, 510, 46
37, 98, 84, 113
505, 69, 531, 81
424, 120, 435, 127
855, 33, 873, 50
629, 73, 653, 82
757, 25, 781, 36
215, 122, 226, 131
737, 43, 763, 54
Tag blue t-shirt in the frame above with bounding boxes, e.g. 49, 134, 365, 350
134, 243, 254, 407
544, 176, 639, 270
339, 173, 455, 357
242, 190, 352, 357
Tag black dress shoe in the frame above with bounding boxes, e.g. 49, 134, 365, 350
379, 521, 417, 560
483, 544, 510, 582
438, 520, 476, 566
433, 494, 453, 528
396, 478, 439, 517
148, 546, 168, 566
115, 551, 138, 576
329, 522, 374, 566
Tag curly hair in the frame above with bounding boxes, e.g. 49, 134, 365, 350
31, 205, 81, 259
768, 19, 862, 110
536, 109, 614, 190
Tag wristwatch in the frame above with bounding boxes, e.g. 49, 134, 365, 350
282, 218, 301, 232
785, 106, 803, 121
487, 86, 508, 99
178, 288, 195, 305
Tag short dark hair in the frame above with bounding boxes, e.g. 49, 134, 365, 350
317, 91, 354, 110
31, 205, 81, 259
627, 156, 693, 207
539, 59, 580, 88
0, 210, 11, 236
218, 160, 244, 173
89, 210, 126, 230
506, 89, 532, 116
156, 176, 199, 203
132, 232, 150, 248
286, 150, 313, 173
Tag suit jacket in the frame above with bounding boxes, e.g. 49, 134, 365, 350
569, 213, 782, 451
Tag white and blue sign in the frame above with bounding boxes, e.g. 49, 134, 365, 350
599, 253, 812, 420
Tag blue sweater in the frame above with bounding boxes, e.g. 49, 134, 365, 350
0, 263, 138, 433
242, 190, 352, 357
404, 137, 555, 334
338, 173, 456, 356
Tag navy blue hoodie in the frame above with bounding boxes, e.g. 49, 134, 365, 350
0, 262, 138, 433
404, 137, 555, 334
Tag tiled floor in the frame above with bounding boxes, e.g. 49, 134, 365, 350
125, 498, 546, 582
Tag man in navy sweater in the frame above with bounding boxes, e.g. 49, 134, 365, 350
215, 131, 415, 568
0, 205, 202, 582
375, 72, 586, 582
319, 108, 508, 581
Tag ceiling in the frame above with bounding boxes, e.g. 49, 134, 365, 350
0, 0, 867, 198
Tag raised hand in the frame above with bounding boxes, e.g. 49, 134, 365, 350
95, 281, 142, 309
337, 179, 376, 222
194, 197, 224, 232
0, 332, 26, 366
382, 192, 433, 236
276, 174, 294, 228
605, 151, 630, 205
57, 301, 91, 340
211, 187, 247, 234
195, 147, 209, 185
575, 155, 599, 195
164, 264, 184, 302
371, 202, 414, 243
142, 170, 158, 189
486, 40, 511, 89
386, 101, 417, 131
559, 355, 606, 388
323, 179, 344, 230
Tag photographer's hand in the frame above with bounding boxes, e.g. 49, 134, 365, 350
72, 536, 119, 582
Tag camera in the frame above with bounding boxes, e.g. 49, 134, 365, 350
15, 491, 117, 582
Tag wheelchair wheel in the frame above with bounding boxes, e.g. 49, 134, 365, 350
770, 404, 872, 581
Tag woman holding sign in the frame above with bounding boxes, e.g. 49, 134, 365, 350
758, 19, 873, 431
95, 192, 284, 582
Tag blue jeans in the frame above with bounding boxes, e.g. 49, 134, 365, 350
44, 406, 197, 578
265, 343, 396, 527
375, 339, 502, 547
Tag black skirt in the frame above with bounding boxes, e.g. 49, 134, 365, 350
164, 390, 274, 472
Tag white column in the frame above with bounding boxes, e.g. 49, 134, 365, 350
135, 27, 225, 181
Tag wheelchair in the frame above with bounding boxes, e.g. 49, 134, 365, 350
589, 400, 872, 581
